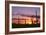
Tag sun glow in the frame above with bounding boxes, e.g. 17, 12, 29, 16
26, 18, 32, 24
28, 22, 32, 24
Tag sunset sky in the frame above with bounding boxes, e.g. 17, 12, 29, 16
12, 6, 40, 18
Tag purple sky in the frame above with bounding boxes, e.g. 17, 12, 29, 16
12, 6, 40, 17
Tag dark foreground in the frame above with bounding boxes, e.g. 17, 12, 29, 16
12, 23, 40, 28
